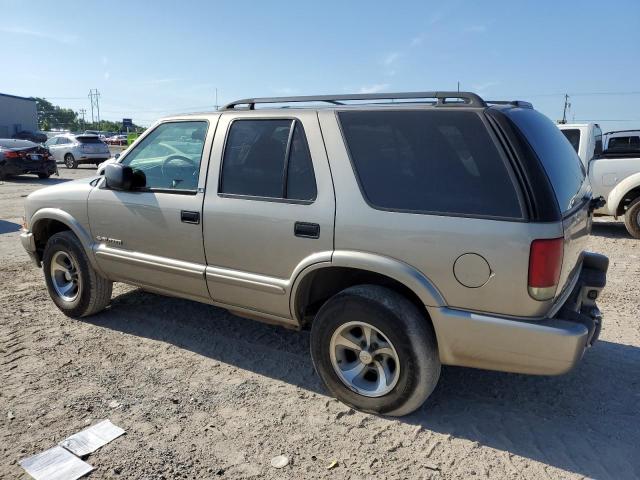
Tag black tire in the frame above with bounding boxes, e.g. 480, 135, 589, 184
624, 198, 640, 239
64, 153, 78, 169
310, 285, 440, 416
42, 231, 112, 317
37, 172, 51, 179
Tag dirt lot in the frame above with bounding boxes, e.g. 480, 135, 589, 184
1, 167, 639, 479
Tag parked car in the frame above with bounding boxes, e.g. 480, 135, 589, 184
603, 129, 640, 154
558, 123, 640, 238
12, 130, 48, 144
21, 92, 608, 416
106, 134, 128, 146
0, 139, 57, 179
45, 134, 111, 168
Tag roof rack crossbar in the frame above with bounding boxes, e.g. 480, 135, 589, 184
223, 91, 487, 110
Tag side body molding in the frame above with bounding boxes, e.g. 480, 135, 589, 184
606, 172, 640, 216
30, 208, 102, 273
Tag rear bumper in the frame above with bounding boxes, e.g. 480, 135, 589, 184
0, 159, 57, 176
429, 252, 608, 375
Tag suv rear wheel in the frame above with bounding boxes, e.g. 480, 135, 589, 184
64, 153, 78, 169
624, 198, 640, 239
43, 231, 112, 317
310, 285, 440, 416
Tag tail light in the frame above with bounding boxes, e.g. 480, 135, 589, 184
4, 150, 20, 159
528, 238, 564, 301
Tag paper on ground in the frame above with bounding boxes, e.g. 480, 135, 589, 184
59, 419, 125, 457
19, 446, 93, 480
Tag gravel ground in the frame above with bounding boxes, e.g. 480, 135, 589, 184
1, 167, 639, 479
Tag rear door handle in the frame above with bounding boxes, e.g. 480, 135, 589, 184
181, 210, 200, 224
294, 222, 320, 239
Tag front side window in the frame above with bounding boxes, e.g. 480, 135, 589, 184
339, 110, 522, 218
220, 119, 317, 201
121, 121, 207, 191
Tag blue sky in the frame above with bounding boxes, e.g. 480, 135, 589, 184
2, 0, 639, 132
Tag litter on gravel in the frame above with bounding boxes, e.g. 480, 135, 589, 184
19, 446, 94, 480
58, 419, 125, 457
270, 455, 290, 469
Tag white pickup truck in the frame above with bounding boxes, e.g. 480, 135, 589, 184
559, 123, 640, 238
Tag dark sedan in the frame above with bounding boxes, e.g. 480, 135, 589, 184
0, 139, 57, 179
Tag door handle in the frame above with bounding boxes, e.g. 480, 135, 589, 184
294, 222, 320, 239
181, 210, 200, 224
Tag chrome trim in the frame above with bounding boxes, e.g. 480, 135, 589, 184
205, 266, 287, 295
95, 246, 205, 279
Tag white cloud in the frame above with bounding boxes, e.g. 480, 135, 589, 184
359, 84, 390, 94
274, 87, 297, 95
145, 78, 182, 85
410, 35, 424, 47
471, 81, 499, 91
0, 26, 76, 44
102, 56, 108, 66
104, 71, 111, 80
382, 52, 400, 66
465, 25, 487, 33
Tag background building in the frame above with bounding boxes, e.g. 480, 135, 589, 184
0, 93, 38, 138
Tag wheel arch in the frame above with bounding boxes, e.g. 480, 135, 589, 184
30, 208, 100, 271
606, 173, 640, 216
290, 250, 445, 326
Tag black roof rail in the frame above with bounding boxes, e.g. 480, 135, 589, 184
485, 100, 534, 109
604, 129, 640, 135
222, 91, 487, 110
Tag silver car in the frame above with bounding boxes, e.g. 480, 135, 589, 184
45, 134, 110, 168
20, 92, 608, 416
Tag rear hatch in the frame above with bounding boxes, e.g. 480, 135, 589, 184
0, 139, 52, 163
76, 135, 109, 154
506, 108, 591, 298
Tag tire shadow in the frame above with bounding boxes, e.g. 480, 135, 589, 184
591, 220, 631, 239
85, 288, 640, 480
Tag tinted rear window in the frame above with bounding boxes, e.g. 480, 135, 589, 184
607, 135, 640, 152
507, 109, 586, 213
76, 136, 103, 144
561, 129, 581, 153
338, 110, 522, 218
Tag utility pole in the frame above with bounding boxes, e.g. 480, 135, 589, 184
88, 89, 101, 130
561, 93, 570, 124
457, 81, 460, 92
79, 108, 86, 131
214, 88, 219, 110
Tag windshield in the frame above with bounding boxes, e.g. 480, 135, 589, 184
508, 109, 586, 214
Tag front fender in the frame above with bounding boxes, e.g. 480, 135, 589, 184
30, 208, 102, 272
605, 172, 640, 216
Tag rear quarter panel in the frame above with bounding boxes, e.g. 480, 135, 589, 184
318, 110, 563, 318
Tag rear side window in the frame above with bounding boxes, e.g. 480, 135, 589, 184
608, 135, 640, 151
220, 119, 317, 201
508, 109, 586, 213
338, 110, 522, 218
561, 129, 581, 153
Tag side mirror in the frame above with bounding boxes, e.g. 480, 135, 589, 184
105, 163, 133, 190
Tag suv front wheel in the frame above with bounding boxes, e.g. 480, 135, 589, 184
43, 231, 112, 317
310, 285, 440, 416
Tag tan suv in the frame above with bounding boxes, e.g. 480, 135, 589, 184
20, 92, 608, 416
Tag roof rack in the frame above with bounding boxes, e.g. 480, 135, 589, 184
485, 100, 534, 109
223, 91, 487, 110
